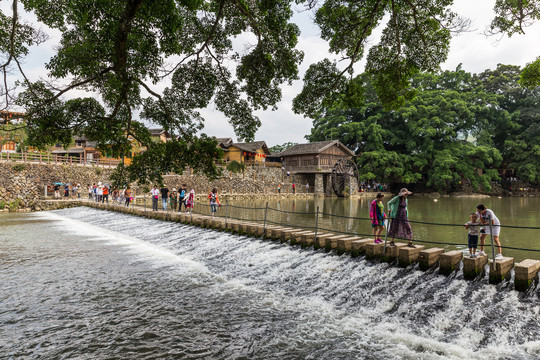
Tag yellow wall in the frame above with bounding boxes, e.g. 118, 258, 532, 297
222, 146, 266, 162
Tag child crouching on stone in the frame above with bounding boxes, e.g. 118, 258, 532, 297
465, 213, 480, 258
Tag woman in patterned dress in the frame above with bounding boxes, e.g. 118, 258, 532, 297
387, 188, 414, 247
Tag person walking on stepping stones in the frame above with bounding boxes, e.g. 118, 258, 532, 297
387, 188, 414, 247
370, 193, 386, 244
476, 204, 503, 259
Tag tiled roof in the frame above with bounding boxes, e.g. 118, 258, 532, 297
279, 140, 355, 156
148, 128, 165, 136
216, 137, 233, 147
231, 141, 270, 154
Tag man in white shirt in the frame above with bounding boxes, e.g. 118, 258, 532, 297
476, 204, 503, 259
150, 185, 160, 211
96, 183, 103, 203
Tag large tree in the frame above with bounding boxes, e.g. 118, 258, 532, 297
478, 64, 540, 183
308, 69, 507, 192
0, 0, 538, 184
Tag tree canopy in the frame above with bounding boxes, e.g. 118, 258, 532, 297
1, 0, 539, 185
269, 141, 297, 153
308, 65, 540, 192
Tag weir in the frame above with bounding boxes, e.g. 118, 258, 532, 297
62, 199, 540, 293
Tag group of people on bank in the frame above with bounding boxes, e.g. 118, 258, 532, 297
369, 189, 503, 259
148, 185, 223, 218
88, 183, 133, 207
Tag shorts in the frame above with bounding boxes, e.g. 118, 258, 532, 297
482, 225, 501, 236
468, 234, 479, 249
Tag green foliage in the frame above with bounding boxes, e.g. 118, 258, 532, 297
111, 135, 223, 187
8, 199, 20, 212
3, 0, 540, 186
490, 0, 540, 36
309, 68, 511, 192
226, 160, 245, 173
269, 142, 297, 153
8, 0, 302, 184
478, 64, 540, 183
521, 56, 540, 88
0, 200, 5, 209
294, 0, 459, 116
12, 163, 27, 172
95, 168, 102, 176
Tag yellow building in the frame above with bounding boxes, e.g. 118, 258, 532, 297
0, 111, 26, 152
217, 139, 270, 164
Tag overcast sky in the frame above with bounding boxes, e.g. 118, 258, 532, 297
4, 0, 540, 147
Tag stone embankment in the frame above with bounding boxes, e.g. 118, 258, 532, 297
0, 162, 302, 211
0, 163, 114, 210
72, 201, 538, 293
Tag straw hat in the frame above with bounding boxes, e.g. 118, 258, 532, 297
398, 188, 412, 196
172, 188, 177, 192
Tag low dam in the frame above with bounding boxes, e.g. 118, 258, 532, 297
2, 205, 539, 359
79, 201, 540, 293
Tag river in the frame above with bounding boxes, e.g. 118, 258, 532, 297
187, 195, 540, 262
1, 207, 539, 359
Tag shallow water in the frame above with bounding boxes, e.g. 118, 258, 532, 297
1, 207, 540, 359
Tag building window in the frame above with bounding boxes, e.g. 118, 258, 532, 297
289, 160, 298, 166
302, 160, 311, 166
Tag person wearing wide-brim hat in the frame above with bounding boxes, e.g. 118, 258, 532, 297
387, 188, 414, 247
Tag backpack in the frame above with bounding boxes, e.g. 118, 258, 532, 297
210, 193, 216, 203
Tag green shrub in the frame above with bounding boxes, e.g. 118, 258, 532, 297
226, 160, 245, 173
8, 199, 20, 212
95, 167, 102, 175
0, 200, 5, 209
12, 163, 26, 172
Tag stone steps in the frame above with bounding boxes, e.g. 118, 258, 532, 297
79, 201, 536, 292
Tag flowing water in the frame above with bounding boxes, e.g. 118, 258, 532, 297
190, 196, 540, 261
1, 207, 540, 359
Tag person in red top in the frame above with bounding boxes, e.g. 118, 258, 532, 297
292, 183, 296, 194
102, 186, 109, 204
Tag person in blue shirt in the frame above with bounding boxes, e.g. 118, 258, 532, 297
178, 184, 187, 213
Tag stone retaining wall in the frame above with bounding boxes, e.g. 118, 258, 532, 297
0, 163, 114, 209
0, 162, 305, 210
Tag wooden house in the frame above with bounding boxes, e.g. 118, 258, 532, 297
280, 140, 355, 174
0, 110, 25, 125
149, 128, 172, 143
50, 136, 101, 161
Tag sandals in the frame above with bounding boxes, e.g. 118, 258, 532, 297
408, 241, 415, 248
390, 241, 396, 247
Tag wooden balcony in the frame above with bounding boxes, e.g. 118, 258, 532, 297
284, 165, 334, 174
